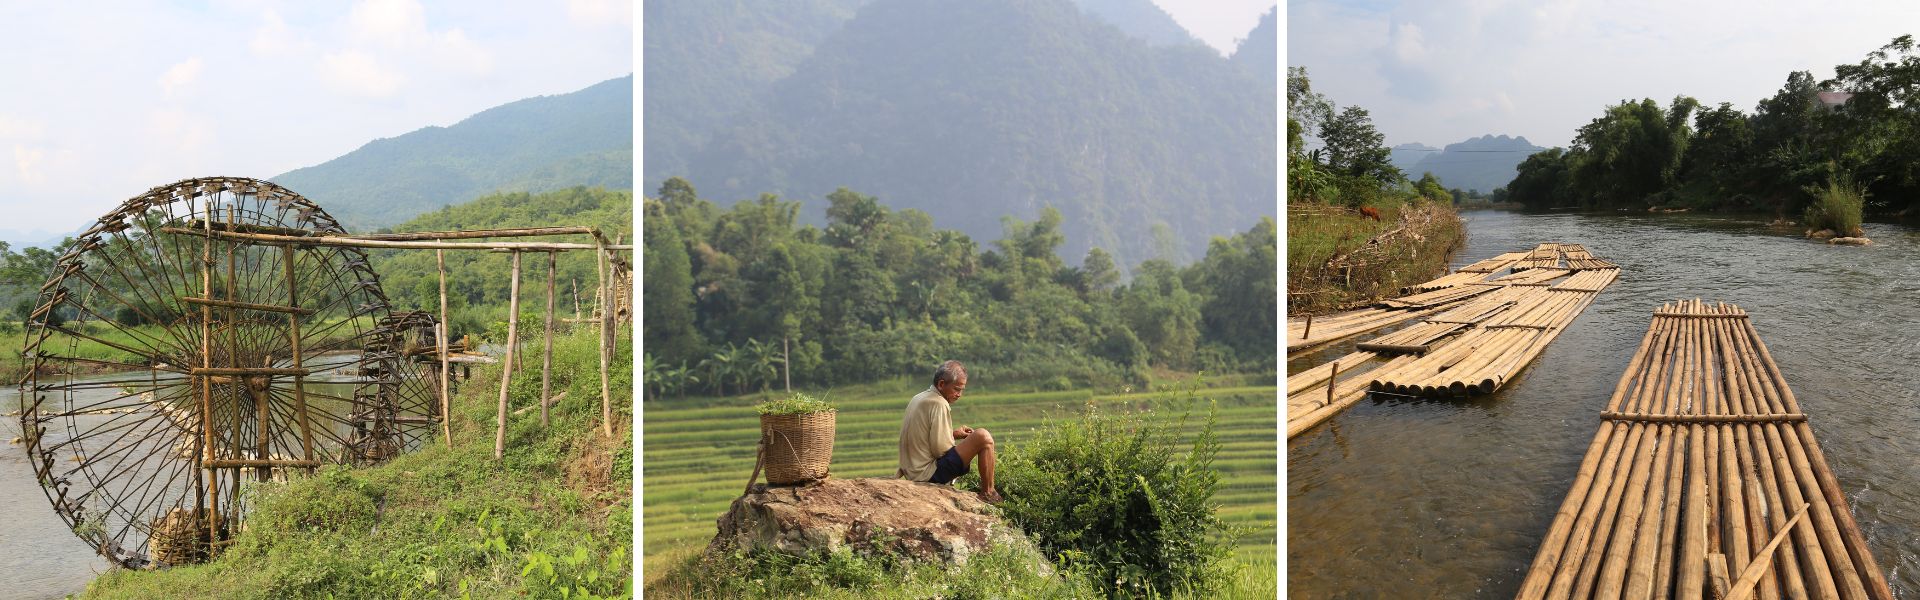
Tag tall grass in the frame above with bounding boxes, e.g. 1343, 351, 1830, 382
1803, 172, 1866, 237
1286, 201, 1464, 313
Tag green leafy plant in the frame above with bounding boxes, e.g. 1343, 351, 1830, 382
753, 392, 835, 416
993, 382, 1238, 598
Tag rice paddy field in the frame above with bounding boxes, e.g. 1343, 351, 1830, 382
640, 374, 1278, 592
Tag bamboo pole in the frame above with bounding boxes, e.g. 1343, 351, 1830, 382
495, 251, 521, 460
346, 226, 598, 241
1727, 504, 1813, 600
541, 250, 556, 428
284, 245, 316, 473
156, 227, 633, 250
598, 240, 613, 438
438, 249, 451, 449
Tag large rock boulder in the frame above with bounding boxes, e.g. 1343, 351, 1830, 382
1828, 236, 1873, 245
705, 477, 1022, 566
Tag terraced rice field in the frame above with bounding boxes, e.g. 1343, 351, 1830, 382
641, 376, 1278, 581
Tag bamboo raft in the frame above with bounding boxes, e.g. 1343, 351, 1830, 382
1516, 243, 1566, 270
1517, 300, 1891, 600
1368, 268, 1618, 397
1290, 252, 1553, 353
1288, 244, 1619, 439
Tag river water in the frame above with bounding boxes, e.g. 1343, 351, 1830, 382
1288, 210, 1920, 598
1, 389, 110, 599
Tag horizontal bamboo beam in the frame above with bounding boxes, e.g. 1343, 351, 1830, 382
180, 296, 315, 315
203, 458, 323, 468
1651, 312, 1749, 319
157, 227, 633, 251
1353, 342, 1432, 354
343, 227, 596, 241
1599, 412, 1808, 424
191, 367, 310, 376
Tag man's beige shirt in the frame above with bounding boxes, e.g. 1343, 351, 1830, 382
897, 386, 954, 481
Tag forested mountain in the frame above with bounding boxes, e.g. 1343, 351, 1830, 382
642, 0, 871, 182
272, 76, 633, 232
1406, 135, 1545, 195
1231, 8, 1277, 83
1070, 0, 1203, 48
671, 0, 1275, 271
367, 186, 632, 337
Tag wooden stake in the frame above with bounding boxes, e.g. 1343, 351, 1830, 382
495, 251, 521, 460
438, 249, 451, 449
541, 250, 556, 428
598, 241, 613, 438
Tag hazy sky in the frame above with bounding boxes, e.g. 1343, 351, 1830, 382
1288, 0, 1920, 149
1155, 0, 1276, 56
0, 0, 631, 243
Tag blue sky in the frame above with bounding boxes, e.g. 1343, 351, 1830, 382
0, 0, 631, 243
1288, 0, 1920, 150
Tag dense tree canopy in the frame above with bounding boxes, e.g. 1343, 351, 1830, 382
642, 178, 1275, 398
1509, 35, 1920, 216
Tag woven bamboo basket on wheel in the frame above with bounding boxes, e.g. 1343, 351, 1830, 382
759, 411, 835, 485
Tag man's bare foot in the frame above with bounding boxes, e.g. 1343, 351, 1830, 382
979, 489, 1003, 504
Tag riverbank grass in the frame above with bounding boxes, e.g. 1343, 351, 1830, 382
78, 325, 633, 599
1286, 201, 1464, 314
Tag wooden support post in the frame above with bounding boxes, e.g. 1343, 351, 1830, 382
1325, 362, 1339, 407
1303, 314, 1313, 339
284, 245, 317, 473
541, 250, 556, 428
571, 278, 582, 322
495, 251, 521, 460
783, 336, 791, 394
438, 249, 451, 449
198, 198, 218, 553
597, 240, 612, 438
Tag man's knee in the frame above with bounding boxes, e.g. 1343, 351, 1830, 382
975, 428, 994, 447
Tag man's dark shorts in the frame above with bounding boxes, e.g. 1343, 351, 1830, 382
928, 447, 968, 484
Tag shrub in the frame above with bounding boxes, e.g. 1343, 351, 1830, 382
754, 392, 834, 416
1803, 171, 1865, 237
993, 391, 1236, 597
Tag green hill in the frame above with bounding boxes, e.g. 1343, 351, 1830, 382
272, 76, 633, 232
659, 0, 1274, 271
1070, 0, 1204, 47
1230, 8, 1277, 84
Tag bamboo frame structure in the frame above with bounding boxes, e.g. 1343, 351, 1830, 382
495, 251, 521, 460
1514, 300, 1892, 600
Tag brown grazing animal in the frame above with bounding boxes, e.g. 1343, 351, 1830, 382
1357, 206, 1382, 222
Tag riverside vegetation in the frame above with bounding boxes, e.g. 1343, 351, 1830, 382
78, 325, 633, 599
1504, 35, 1920, 222
1286, 67, 1466, 314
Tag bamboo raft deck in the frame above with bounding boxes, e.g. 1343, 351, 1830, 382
1288, 252, 1549, 354
1288, 244, 1619, 439
1516, 301, 1891, 600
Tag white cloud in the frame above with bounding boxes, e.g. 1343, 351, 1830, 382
431, 28, 494, 75
251, 10, 294, 56
13, 145, 48, 185
1390, 22, 1428, 62
567, 0, 632, 28
320, 51, 405, 97
159, 57, 204, 97
349, 0, 427, 47
0, 115, 47, 141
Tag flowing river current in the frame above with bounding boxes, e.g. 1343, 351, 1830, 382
1289, 210, 1920, 598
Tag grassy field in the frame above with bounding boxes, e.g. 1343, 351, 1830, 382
641, 374, 1277, 596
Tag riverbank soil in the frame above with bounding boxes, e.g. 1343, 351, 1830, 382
1286, 201, 1465, 314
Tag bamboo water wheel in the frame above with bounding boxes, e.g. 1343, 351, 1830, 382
16, 177, 442, 568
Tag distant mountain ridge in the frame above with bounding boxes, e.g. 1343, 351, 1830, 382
272, 75, 633, 231
674, 0, 1275, 269
1397, 134, 1545, 195
1070, 0, 1204, 48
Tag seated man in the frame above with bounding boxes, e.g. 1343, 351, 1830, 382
897, 360, 999, 502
